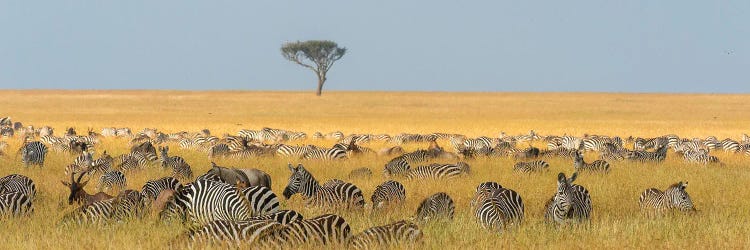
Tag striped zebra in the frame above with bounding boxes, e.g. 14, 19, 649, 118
349, 220, 423, 249
101, 127, 117, 137
383, 149, 437, 177
0, 174, 37, 200
0, 192, 33, 217
414, 192, 455, 222
582, 136, 622, 152
195, 172, 223, 182
239, 185, 280, 216
599, 143, 627, 161
183, 219, 283, 247
276, 144, 315, 158
573, 151, 610, 173
61, 191, 144, 225
0, 117, 11, 126
141, 177, 182, 202
626, 144, 668, 162
681, 149, 721, 165
252, 209, 304, 225
282, 164, 365, 209
405, 162, 470, 180
639, 181, 695, 213
719, 138, 741, 153
513, 160, 549, 173
543, 172, 592, 224
634, 136, 671, 151
540, 148, 579, 159
97, 170, 127, 192
159, 179, 251, 225
0, 126, 13, 138
302, 147, 347, 160
116, 152, 150, 172
207, 143, 230, 158
472, 186, 525, 232
159, 146, 193, 180
371, 180, 406, 210
547, 136, 583, 150
19, 140, 48, 168
259, 214, 352, 248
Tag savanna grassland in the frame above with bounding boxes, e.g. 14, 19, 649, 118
0, 90, 749, 249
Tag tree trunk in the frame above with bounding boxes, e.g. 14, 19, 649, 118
316, 73, 326, 96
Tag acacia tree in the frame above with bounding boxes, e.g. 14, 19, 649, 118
281, 40, 346, 96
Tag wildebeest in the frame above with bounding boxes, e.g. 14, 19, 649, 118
205, 163, 272, 189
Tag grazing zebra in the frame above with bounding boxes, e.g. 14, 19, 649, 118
282, 164, 365, 209
183, 219, 283, 247
276, 144, 315, 158
719, 138, 741, 153
405, 163, 470, 180
141, 177, 182, 201
116, 152, 150, 171
383, 146, 443, 177
0, 126, 13, 138
513, 160, 550, 173
544, 172, 592, 224
348, 168, 373, 179
160, 179, 251, 225
626, 145, 668, 162
302, 147, 347, 160
681, 149, 721, 165
472, 187, 525, 232
159, 146, 193, 180
414, 192, 455, 222
540, 148, 579, 159
19, 140, 48, 168
639, 181, 695, 213
582, 136, 622, 152
573, 151, 610, 173
0, 192, 33, 217
0, 174, 36, 200
371, 180, 406, 210
259, 214, 352, 248
548, 136, 583, 150
207, 143, 230, 158
97, 170, 127, 192
239, 185, 280, 216
349, 220, 423, 249
251, 210, 304, 225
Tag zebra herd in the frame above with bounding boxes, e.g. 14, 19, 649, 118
0, 119, 741, 247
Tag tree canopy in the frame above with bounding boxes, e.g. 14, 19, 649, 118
281, 40, 346, 96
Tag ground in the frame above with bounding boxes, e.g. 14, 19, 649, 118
0, 90, 748, 249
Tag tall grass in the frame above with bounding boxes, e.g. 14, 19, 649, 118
0, 91, 748, 249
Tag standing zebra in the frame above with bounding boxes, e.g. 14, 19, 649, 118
302, 147, 347, 160
349, 220, 423, 249
639, 181, 695, 213
18, 140, 48, 168
239, 185, 280, 216
626, 145, 668, 162
0, 192, 33, 217
159, 146, 193, 180
159, 179, 251, 225
573, 151, 610, 173
371, 180, 406, 210
513, 160, 549, 173
472, 186, 525, 232
97, 170, 127, 193
543, 172, 592, 224
414, 192, 455, 222
405, 163, 470, 180
141, 176, 182, 202
282, 164, 365, 209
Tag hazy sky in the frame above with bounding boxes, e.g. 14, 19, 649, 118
1, 1, 747, 92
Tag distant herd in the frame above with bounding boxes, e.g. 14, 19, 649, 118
0, 116, 746, 248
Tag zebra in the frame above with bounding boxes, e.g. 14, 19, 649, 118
0, 174, 37, 200
371, 180, 406, 210
0, 117, 11, 127
472, 187, 525, 232
383, 148, 440, 177
207, 143, 230, 158
159, 179, 252, 225
159, 146, 193, 180
276, 144, 314, 158
548, 136, 583, 150
513, 160, 550, 173
0, 126, 13, 138
582, 136, 622, 152
598, 143, 627, 161
101, 127, 117, 137
681, 149, 721, 165
302, 147, 347, 160
183, 219, 283, 248
251, 210, 304, 225
540, 148, 579, 159
19, 140, 48, 168
259, 214, 352, 248
405, 163, 470, 180
543, 172, 592, 224
639, 181, 695, 213
349, 220, 423, 249
239, 185, 280, 216
141, 176, 182, 202
719, 138, 740, 153
97, 170, 127, 192
61, 191, 144, 225
282, 164, 365, 209
414, 192, 455, 222
626, 144, 668, 162
116, 152, 150, 172
573, 151, 610, 173
0, 192, 33, 217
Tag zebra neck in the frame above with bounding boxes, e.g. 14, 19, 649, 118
302, 179, 321, 198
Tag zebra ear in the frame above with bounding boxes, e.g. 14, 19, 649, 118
680, 182, 687, 189
557, 173, 566, 183
297, 163, 305, 171
569, 172, 578, 182
287, 164, 295, 172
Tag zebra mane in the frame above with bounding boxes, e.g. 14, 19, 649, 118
668, 181, 687, 190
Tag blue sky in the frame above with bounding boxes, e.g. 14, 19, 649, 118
0, 1, 747, 92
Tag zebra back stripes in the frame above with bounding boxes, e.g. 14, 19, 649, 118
415, 192, 455, 222
282, 164, 365, 209
544, 172, 592, 224
371, 180, 406, 210
349, 220, 423, 249
406, 163, 470, 180
0, 192, 33, 217
141, 177, 182, 201
160, 179, 251, 225
574, 151, 610, 173
0, 174, 36, 200
472, 187, 525, 232
639, 181, 695, 212
239, 185, 280, 216
19, 141, 48, 167
259, 214, 352, 248
513, 160, 549, 173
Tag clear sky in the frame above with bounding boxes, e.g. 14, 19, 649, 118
0, 1, 747, 93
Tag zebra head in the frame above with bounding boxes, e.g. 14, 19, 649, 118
282, 163, 317, 199
573, 151, 584, 167
667, 182, 695, 211
553, 172, 578, 214
158, 146, 169, 167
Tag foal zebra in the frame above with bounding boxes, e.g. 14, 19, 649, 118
349, 220, 423, 249
543, 172, 592, 224
371, 180, 406, 210
573, 151, 610, 173
414, 192, 455, 222
282, 164, 365, 209
639, 181, 695, 213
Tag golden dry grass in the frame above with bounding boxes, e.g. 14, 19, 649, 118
0, 90, 749, 249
